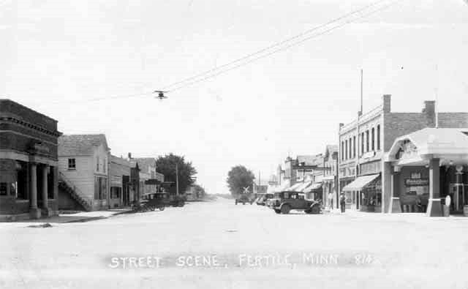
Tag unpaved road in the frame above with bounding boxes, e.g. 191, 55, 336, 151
1, 198, 468, 289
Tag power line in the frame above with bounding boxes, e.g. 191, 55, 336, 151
161, 0, 392, 92
45, 0, 401, 104
167, 0, 401, 93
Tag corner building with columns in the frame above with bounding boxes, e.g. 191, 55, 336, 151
0, 99, 61, 221
338, 94, 468, 214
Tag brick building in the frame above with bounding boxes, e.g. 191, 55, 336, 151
338, 94, 468, 213
0, 99, 61, 220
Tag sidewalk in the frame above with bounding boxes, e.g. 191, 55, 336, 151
22, 209, 133, 225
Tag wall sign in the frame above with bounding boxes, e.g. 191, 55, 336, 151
405, 178, 429, 187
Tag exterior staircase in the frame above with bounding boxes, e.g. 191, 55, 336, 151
58, 172, 93, 211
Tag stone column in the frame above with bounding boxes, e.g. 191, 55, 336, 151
29, 163, 41, 219
52, 166, 58, 216
427, 158, 443, 217
41, 165, 50, 216
382, 162, 392, 213
389, 166, 402, 213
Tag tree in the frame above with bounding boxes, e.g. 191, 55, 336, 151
156, 153, 197, 195
192, 184, 207, 199
226, 165, 255, 197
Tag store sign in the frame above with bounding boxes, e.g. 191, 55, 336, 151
405, 178, 429, 187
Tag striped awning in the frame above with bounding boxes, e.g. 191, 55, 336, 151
303, 183, 323, 193
342, 174, 380, 192
286, 183, 303, 191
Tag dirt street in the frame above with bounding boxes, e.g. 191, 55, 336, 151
1, 198, 467, 289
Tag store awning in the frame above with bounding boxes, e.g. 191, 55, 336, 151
342, 174, 380, 192
303, 183, 322, 193
295, 181, 312, 192
286, 183, 303, 191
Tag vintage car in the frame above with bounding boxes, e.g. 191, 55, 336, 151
167, 194, 186, 207
256, 193, 274, 206
132, 192, 167, 212
235, 194, 254, 205
267, 191, 322, 214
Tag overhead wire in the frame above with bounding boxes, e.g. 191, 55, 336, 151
161, 0, 392, 92
166, 0, 402, 93
45, 0, 401, 104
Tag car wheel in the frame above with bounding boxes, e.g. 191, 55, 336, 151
305, 209, 312, 214
311, 204, 320, 214
274, 209, 281, 214
281, 204, 291, 214
159, 206, 165, 211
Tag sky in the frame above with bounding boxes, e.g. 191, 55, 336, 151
1, 0, 468, 195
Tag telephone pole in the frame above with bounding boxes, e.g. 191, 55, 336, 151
176, 163, 179, 196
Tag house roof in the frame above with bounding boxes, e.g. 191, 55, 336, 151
325, 145, 338, 155
297, 154, 323, 166
110, 155, 131, 167
132, 157, 156, 174
58, 134, 109, 156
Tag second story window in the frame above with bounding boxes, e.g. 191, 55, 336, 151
372, 128, 375, 151
103, 159, 106, 174
366, 130, 370, 152
68, 158, 76, 170
361, 133, 365, 154
345, 139, 348, 160
353, 136, 356, 158
377, 125, 381, 150
349, 138, 352, 159
341, 141, 344, 161
96, 156, 100, 172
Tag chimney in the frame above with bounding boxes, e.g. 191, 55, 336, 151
423, 100, 436, 128
383, 94, 391, 113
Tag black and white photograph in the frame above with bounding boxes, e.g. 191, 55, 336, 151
1, 0, 468, 288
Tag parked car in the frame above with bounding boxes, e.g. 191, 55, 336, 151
267, 191, 322, 214
256, 193, 274, 206
235, 194, 254, 205
132, 192, 167, 212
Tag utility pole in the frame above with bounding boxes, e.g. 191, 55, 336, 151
176, 163, 179, 196
360, 69, 364, 114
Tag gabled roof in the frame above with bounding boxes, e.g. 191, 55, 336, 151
297, 154, 323, 166
110, 155, 131, 167
132, 157, 156, 174
58, 134, 109, 156
325, 145, 338, 156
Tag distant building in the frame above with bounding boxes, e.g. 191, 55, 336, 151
58, 134, 110, 211
131, 157, 164, 200
323, 145, 339, 209
109, 155, 131, 208
282, 154, 325, 200
338, 94, 468, 213
0, 99, 62, 221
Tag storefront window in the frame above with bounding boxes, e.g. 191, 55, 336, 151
0, 183, 7, 196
